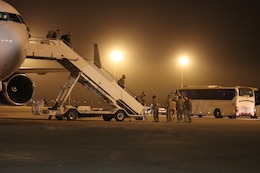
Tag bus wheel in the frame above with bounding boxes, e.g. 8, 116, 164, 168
115, 111, 125, 121
214, 109, 222, 118
65, 109, 78, 121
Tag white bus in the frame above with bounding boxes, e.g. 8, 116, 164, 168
178, 85, 256, 119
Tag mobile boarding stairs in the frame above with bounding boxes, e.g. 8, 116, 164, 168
27, 37, 145, 121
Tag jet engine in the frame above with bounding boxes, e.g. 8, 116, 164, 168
0, 73, 35, 105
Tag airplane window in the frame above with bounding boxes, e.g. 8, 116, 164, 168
8, 13, 22, 23
17, 15, 26, 24
0, 12, 8, 20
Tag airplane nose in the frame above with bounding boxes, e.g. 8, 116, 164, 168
0, 23, 27, 80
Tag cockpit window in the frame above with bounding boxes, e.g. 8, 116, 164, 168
0, 12, 25, 24
17, 15, 25, 24
9, 13, 22, 23
0, 12, 8, 20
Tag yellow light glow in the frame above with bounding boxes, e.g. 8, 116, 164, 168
179, 56, 188, 66
111, 50, 123, 62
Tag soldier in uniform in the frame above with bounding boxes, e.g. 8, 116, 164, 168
165, 94, 173, 122
118, 74, 126, 89
184, 97, 192, 123
61, 32, 73, 47
176, 93, 185, 123
152, 95, 159, 122
137, 91, 146, 106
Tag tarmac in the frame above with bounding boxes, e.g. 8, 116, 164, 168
0, 106, 260, 173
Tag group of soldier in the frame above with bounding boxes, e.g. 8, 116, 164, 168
175, 93, 192, 123
140, 91, 192, 123
46, 29, 73, 47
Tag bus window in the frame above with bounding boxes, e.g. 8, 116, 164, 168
255, 89, 260, 106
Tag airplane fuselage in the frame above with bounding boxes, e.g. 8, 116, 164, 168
0, 1, 29, 81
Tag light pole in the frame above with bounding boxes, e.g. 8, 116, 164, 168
179, 56, 188, 88
111, 50, 123, 81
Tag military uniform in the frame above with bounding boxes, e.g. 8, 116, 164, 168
165, 95, 173, 122
152, 95, 159, 122
176, 96, 185, 122
184, 97, 192, 123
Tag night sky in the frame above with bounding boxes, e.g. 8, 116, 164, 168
6, 0, 260, 106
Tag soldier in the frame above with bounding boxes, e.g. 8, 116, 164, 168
176, 93, 185, 123
172, 98, 177, 120
53, 29, 61, 39
137, 91, 146, 106
61, 31, 73, 47
184, 97, 192, 123
152, 95, 159, 122
118, 74, 126, 89
165, 94, 173, 122
46, 30, 55, 38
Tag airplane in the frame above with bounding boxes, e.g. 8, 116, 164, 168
0, 0, 34, 105
0, 1, 101, 106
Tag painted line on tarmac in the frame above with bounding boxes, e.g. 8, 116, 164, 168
236, 118, 260, 121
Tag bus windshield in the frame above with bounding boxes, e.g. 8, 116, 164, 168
239, 87, 253, 97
